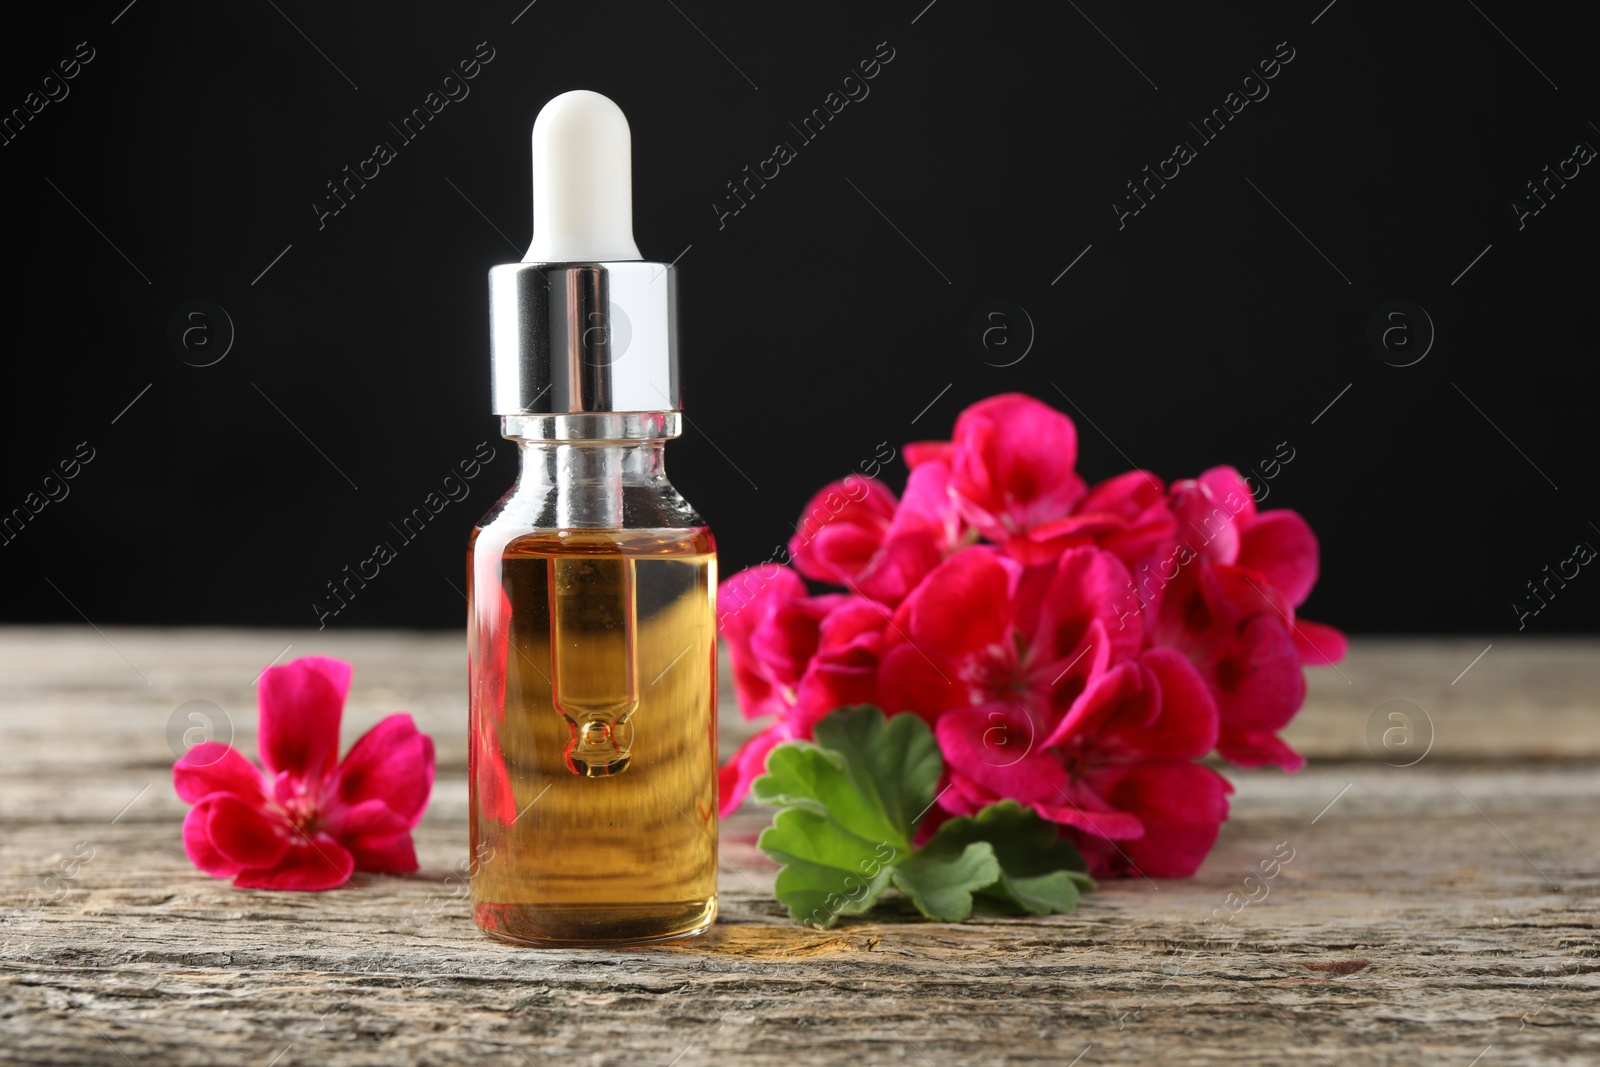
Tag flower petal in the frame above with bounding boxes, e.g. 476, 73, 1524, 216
1034, 781, 1146, 841
788, 477, 897, 588
936, 704, 1069, 805
344, 832, 419, 874
717, 727, 789, 816
173, 744, 266, 805
1217, 728, 1306, 771
1170, 467, 1254, 566
1098, 762, 1232, 878
903, 440, 954, 468
717, 566, 811, 721
1006, 514, 1122, 566
948, 393, 1086, 542
875, 641, 969, 718
1291, 617, 1348, 666
257, 656, 352, 783
1152, 564, 1307, 746
332, 714, 435, 827
937, 770, 997, 818
1042, 660, 1146, 749
895, 459, 962, 534
1077, 469, 1167, 519
182, 800, 242, 879
1239, 510, 1320, 607
204, 793, 291, 870
855, 463, 962, 604
323, 797, 411, 841
1197, 466, 1256, 523
897, 546, 1016, 660
1207, 614, 1307, 736
232, 834, 354, 891
792, 604, 887, 730
1078, 470, 1177, 572
1025, 546, 1142, 667
1132, 648, 1219, 761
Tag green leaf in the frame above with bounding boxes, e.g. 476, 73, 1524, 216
923, 800, 1095, 916
752, 709, 1092, 928
753, 740, 902, 851
753, 714, 924, 927
811, 705, 943, 847
891, 839, 1002, 922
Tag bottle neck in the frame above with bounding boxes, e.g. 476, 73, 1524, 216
500, 413, 689, 531
515, 438, 668, 528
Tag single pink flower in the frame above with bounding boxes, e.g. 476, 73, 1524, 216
718, 565, 830, 724
985, 469, 1180, 569
1063, 470, 1178, 573
866, 459, 973, 601
1152, 467, 1349, 769
1169, 468, 1304, 589
936, 647, 1231, 879
717, 567, 888, 814
788, 464, 972, 606
933, 393, 1089, 559
876, 544, 1140, 724
788, 476, 898, 589
172, 656, 435, 890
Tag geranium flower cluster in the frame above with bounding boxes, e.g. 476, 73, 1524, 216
718, 393, 1345, 879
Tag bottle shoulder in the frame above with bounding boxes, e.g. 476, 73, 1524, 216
471, 524, 714, 559
475, 477, 706, 531
472, 475, 712, 558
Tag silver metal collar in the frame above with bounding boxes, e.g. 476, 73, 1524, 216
488, 260, 678, 417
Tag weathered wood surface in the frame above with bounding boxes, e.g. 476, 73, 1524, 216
1, 628, 1595, 1066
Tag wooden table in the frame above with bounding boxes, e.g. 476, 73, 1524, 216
2, 629, 1594, 1065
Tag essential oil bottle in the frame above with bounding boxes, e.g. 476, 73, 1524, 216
468, 91, 718, 946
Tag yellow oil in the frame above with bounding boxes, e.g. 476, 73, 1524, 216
467, 527, 718, 946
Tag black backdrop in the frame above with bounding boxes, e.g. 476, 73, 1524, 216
2, 1, 1595, 634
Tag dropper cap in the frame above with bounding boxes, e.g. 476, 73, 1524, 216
488, 91, 678, 420
527, 91, 642, 263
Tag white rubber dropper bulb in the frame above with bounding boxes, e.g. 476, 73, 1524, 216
525, 90, 642, 263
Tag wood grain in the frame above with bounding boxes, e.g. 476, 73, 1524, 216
1, 629, 1595, 1066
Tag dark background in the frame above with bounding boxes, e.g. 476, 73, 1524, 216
2, 1, 1594, 634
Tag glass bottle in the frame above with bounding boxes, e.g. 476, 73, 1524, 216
467, 91, 717, 946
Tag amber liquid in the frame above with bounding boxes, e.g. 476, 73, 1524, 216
468, 527, 718, 946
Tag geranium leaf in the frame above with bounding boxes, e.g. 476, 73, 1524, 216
753, 709, 1088, 928
811, 704, 942, 848
755, 812, 897, 925
753, 718, 915, 927
984, 870, 1088, 916
752, 739, 904, 850
890, 839, 1001, 922
922, 799, 1095, 916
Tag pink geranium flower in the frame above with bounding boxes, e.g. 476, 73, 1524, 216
1065, 470, 1177, 574
173, 656, 435, 890
720, 392, 1345, 882
936, 648, 1231, 879
876, 544, 1138, 723
716, 565, 886, 814
1152, 467, 1349, 769
788, 465, 971, 606
913, 393, 1088, 564
909, 399, 1178, 571
788, 477, 899, 589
